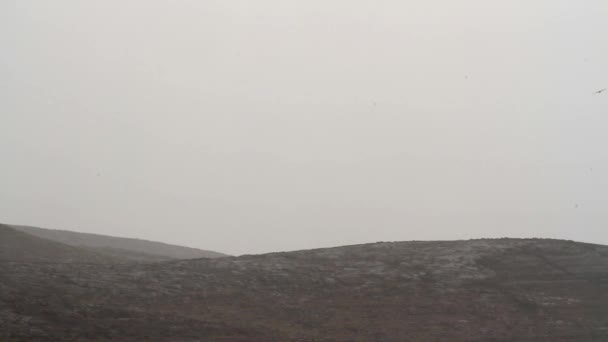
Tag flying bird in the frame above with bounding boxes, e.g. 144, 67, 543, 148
594, 88, 606, 95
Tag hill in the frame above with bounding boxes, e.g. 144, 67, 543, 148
10, 224, 227, 262
2, 238, 608, 341
0, 224, 121, 264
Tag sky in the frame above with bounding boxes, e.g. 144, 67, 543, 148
1, 0, 607, 255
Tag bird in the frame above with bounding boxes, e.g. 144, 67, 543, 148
593, 88, 606, 95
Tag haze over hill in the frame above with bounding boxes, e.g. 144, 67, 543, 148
2, 235, 608, 341
0, 224, 121, 264
12, 225, 226, 261
9, 224, 227, 261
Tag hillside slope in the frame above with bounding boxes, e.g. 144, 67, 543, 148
2, 238, 608, 341
0, 224, 121, 264
11, 224, 227, 261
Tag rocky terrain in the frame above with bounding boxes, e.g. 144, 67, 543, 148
10, 224, 227, 262
1, 226, 608, 341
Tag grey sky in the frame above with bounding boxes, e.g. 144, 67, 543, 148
1, 0, 607, 255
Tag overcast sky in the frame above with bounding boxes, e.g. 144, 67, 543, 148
1, 0, 607, 255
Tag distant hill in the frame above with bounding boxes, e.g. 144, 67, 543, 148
0, 224, 120, 264
2, 238, 608, 341
10, 224, 227, 262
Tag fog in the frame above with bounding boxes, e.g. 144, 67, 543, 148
1, 0, 607, 255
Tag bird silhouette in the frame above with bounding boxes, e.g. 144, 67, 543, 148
594, 88, 606, 95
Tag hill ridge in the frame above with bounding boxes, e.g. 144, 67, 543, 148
0, 224, 123, 264
3, 234, 608, 341
9, 224, 227, 261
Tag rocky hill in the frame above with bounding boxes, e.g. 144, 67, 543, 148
10, 224, 227, 262
2, 238, 608, 341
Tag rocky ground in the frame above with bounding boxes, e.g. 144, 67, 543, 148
2, 233, 608, 341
